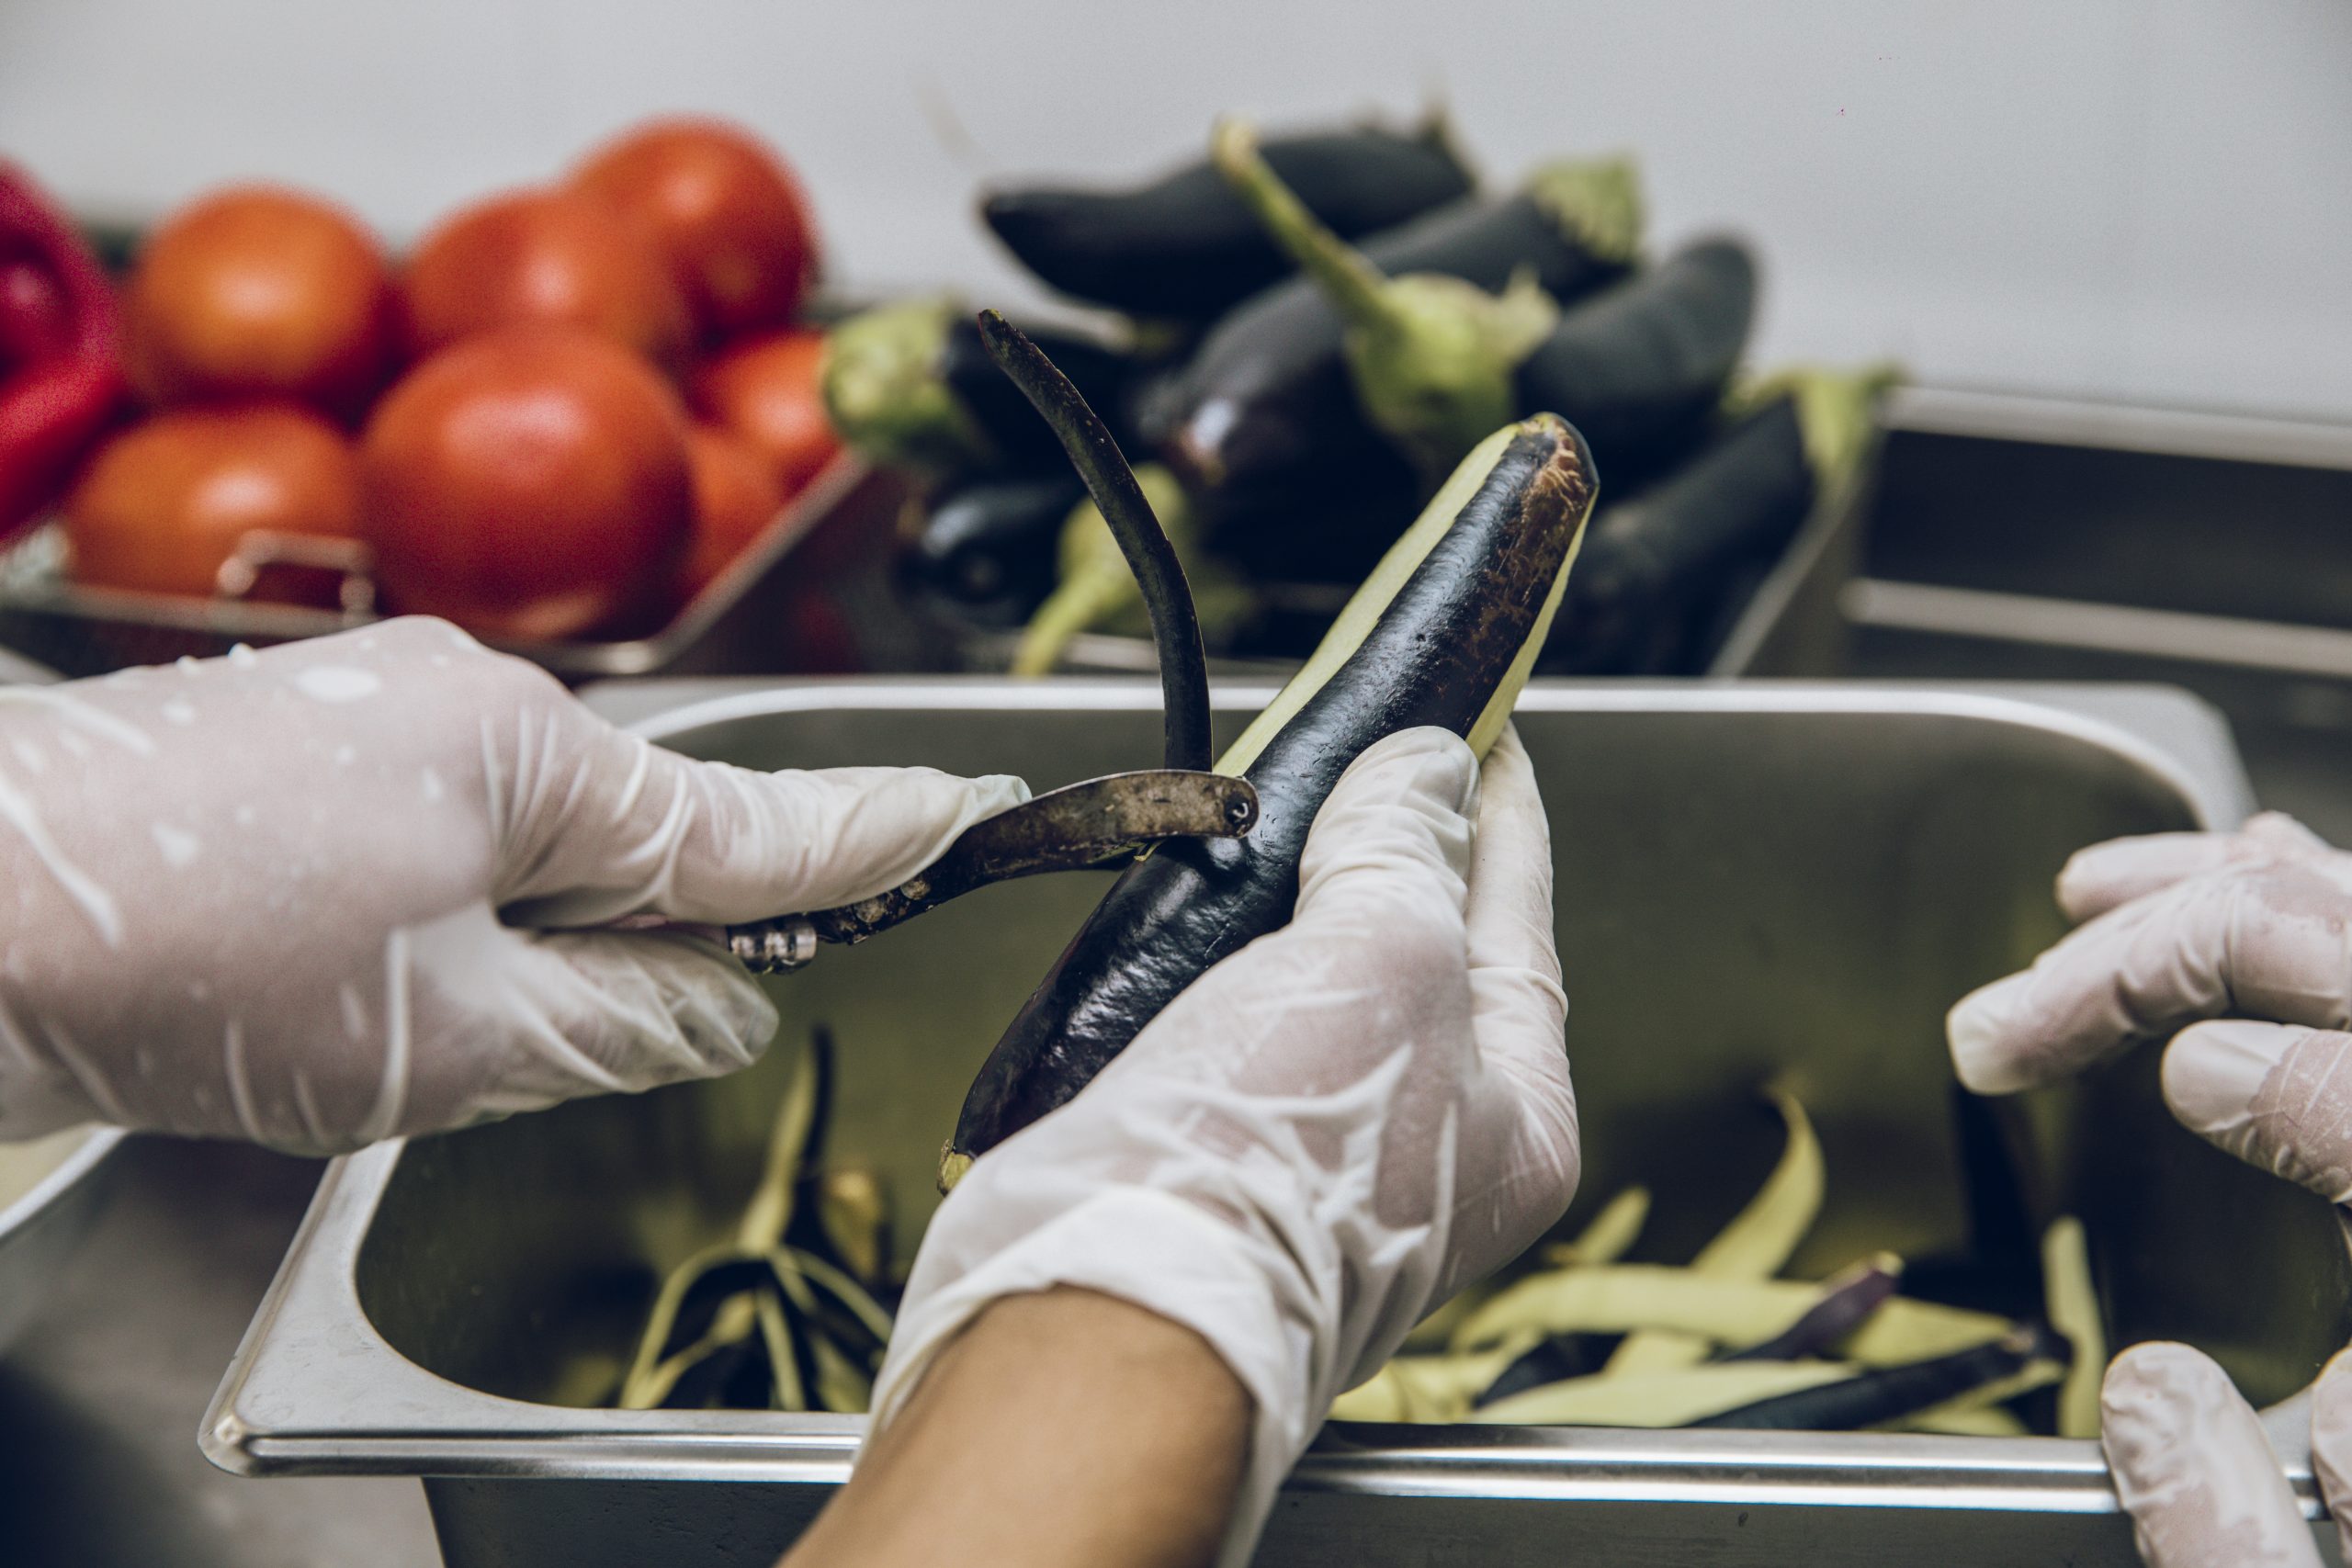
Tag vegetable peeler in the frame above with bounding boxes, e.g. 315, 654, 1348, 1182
727, 770, 1259, 974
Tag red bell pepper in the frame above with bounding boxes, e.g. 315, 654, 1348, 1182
0, 163, 127, 542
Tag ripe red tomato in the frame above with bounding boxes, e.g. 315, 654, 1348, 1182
359, 326, 691, 640
571, 118, 819, 343
65, 404, 361, 603
680, 423, 785, 596
124, 187, 397, 420
401, 186, 690, 368
690, 329, 840, 494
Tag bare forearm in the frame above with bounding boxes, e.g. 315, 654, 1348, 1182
782, 1287, 1250, 1568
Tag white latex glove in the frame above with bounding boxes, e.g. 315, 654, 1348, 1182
1948, 811, 2352, 1192
1945, 811, 2352, 1566
0, 618, 1026, 1153
868, 725, 1579, 1568
2101, 1341, 2352, 1568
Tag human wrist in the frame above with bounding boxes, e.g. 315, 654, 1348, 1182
787, 1286, 1250, 1568
873, 1179, 1325, 1567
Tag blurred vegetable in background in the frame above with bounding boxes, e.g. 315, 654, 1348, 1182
681, 423, 788, 597
358, 326, 691, 640
980, 115, 1475, 322
0, 164, 127, 543
123, 185, 396, 421
401, 186, 691, 367
571, 118, 820, 344
3, 116, 835, 647
65, 403, 357, 604
692, 328, 840, 494
850, 111, 1894, 675
820, 298, 1137, 479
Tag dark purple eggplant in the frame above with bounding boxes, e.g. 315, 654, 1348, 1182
1130, 158, 1639, 512
822, 299, 1140, 477
1512, 239, 1758, 486
1214, 123, 1724, 483
943, 412, 1599, 1185
902, 472, 1088, 627
1540, 367, 1890, 673
982, 118, 1476, 321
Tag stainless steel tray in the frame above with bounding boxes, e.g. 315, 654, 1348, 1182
0, 1125, 127, 1354
0, 457, 943, 681
1830, 388, 2352, 842
206, 680, 2346, 1566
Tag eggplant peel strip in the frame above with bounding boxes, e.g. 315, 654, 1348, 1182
1605, 1088, 1824, 1374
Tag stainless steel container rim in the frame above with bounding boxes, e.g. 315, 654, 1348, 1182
0, 1124, 126, 1242
202, 681, 2321, 1526
611, 675, 2251, 831
199, 1132, 2326, 1518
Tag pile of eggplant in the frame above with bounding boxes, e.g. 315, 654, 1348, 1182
827, 111, 1891, 674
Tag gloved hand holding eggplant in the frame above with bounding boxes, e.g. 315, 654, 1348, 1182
774, 291, 1598, 1566
837, 108, 1894, 675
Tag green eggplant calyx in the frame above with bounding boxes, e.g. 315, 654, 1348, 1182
1012, 465, 1196, 678
820, 297, 996, 474
1523, 154, 1645, 265
1734, 362, 1902, 490
1345, 269, 1560, 473
1213, 118, 1561, 472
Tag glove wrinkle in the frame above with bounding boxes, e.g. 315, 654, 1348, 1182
0, 765, 124, 946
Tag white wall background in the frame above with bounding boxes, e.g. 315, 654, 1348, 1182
3, 0, 2348, 423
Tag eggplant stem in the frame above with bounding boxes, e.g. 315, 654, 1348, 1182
1012, 559, 1132, 677
1213, 118, 1392, 333
976, 310, 1213, 772
1210, 118, 1402, 335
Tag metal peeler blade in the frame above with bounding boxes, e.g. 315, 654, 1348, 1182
728, 770, 1259, 974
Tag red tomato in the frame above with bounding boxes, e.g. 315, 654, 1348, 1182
124, 187, 397, 420
681, 424, 785, 596
571, 118, 819, 343
65, 404, 360, 603
401, 186, 690, 367
690, 329, 839, 494
359, 327, 691, 640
